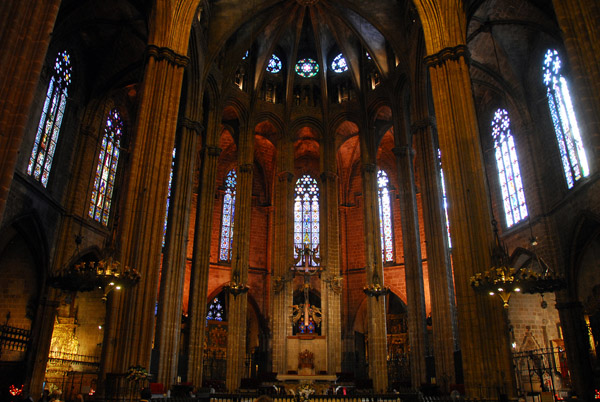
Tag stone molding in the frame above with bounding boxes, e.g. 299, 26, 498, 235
320, 171, 338, 182
146, 44, 190, 68
205, 146, 222, 157
361, 163, 376, 174
179, 117, 203, 134
424, 44, 470, 67
410, 117, 436, 134
277, 171, 294, 182
393, 146, 416, 158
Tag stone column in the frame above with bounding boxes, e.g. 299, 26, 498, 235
556, 300, 595, 400
187, 143, 222, 386
25, 295, 59, 395
393, 145, 428, 388
551, 0, 600, 169
320, 169, 342, 374
425, 45, 515, 398
155, 118, 201, 388
271, 137, 294, 375
414, 119, 458, 390
0, 0, 61, 219
225, 127, 254, 391
361, 162, 388, 393
102, 45, 188, 375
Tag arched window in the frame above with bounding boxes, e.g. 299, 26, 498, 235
438, 149, 452, 248
89, 108, 123, 226
294, 175, 319, 266
266, 54, 282, 73
543, 49, 590, 188
162, 148, 176, 247
27, 51, 72, 187
206, 293, 226, 321
331, 53, 348, 73
219, 169, 237, 262
377, 170, 394, 262
492, 108, 528, 227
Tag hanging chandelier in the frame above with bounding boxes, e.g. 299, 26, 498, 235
223, 268, 249, 298
363, 270, 389, 300
49, 237, 140, 299
470, 220, 565, 308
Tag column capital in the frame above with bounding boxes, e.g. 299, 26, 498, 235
424, 45, 470, 67
146, 44, 190, 68
393, 146, 416, 158
410, 117, 436, 134
179, 117, 203, 135
239, 163, 253, 173
361, 163, 377, 174
277, 171, 294, 182
320, 171, 338, 182
204, 146, 222, 157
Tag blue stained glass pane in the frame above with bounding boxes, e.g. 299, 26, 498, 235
266, 54, 282, 73
207, 296, 226, 321
377, 170, 394, 262
219, 169, 237, 261
90, 108, 123, 226
162, 148, 177, 247
438, 149, 452, 248
491, 108, 527, 228
331, 53, 348, 73
543, 49, 589, 189
294, 174, 319, 265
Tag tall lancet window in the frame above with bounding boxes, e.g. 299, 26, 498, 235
377, 170, 394, 262
89, 108, 123, 226
492, 108, 528, 227
28, 51, 72, 187
543, 49, 590, 188
219, 169, 237, 262
438, 149, 452, 248
294, 175, 320, 266
162, 148, 176, 247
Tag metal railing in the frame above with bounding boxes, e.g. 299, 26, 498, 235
0, 324, 31, 354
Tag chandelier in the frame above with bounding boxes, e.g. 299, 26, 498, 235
50, 237, 140, 300
223, 268, 249, 298
470, 220, 565, 308
363, 270, 389, 300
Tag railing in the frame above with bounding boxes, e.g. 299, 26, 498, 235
48, 351, 101, 368
0, 324, 31, 354
149, 394, 505, 402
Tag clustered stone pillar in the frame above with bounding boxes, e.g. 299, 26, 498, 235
187, 141, 222, 386
360, 162, 388, 393
425, 45, 515, 398
271, 136, 294, 375
414, 119, 458, 389
155, 118, 201, 389
101, 45, 188, 376
393, 144, 428, 388
0, 0, 61, 219
321, 136, 342, 374
225, 126, 254, 391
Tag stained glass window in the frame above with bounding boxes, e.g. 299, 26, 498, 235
206, 294, 226, 321
331, 53, 348, 73
162, 148, 177, 247
89, 108, 123, 226
294, 175, 320, 266
266, 54, 282, 73
543, 49, 590, 189
438, 149, 452, 248
295, 58, 319, 78
492, 109, 528, 227
27, 51, 72, 187
377, 170, 394, 262
242, 50, 249, 60
219, 169, 237, 261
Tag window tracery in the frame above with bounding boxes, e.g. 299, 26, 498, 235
377, 170, 394, 262
543, 49, 590, 188
294, 175, 320, 265
89, 108, 123, 226
491, 108, 528, 227
28, 51, 72, 187
219, 169, 237, 262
